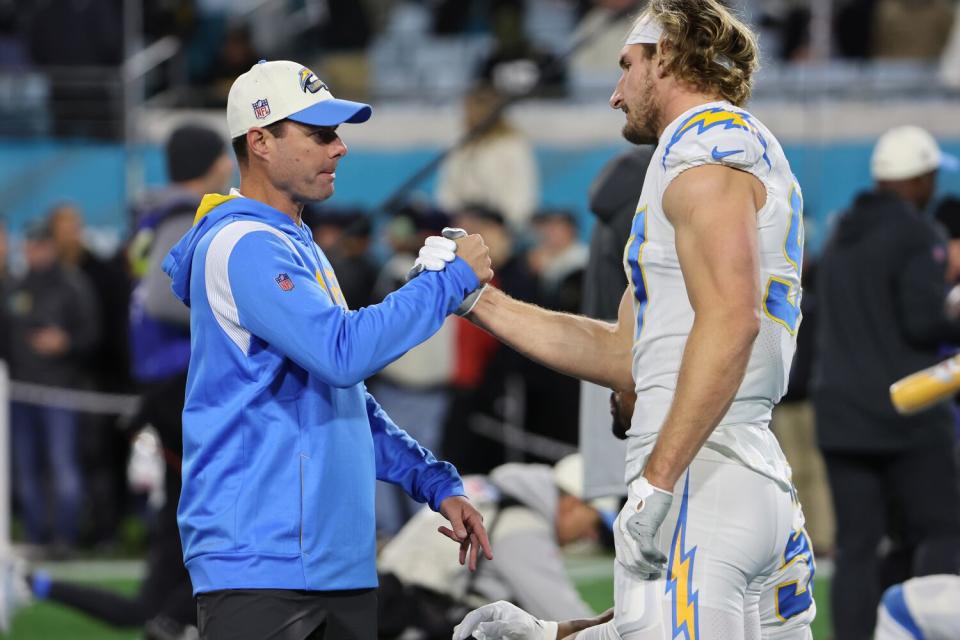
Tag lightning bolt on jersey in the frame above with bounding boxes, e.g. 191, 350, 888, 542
623, 101, 803, 490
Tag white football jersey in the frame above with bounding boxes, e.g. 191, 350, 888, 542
623, 101, 803, 490
875, 575, 960, 640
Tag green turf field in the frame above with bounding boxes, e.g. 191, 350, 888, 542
5, 558, 833, 639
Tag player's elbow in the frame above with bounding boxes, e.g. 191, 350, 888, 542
701, 304, 760, 345
742, 307, 761, 340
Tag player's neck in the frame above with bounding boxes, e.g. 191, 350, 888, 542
237, 173, 304, 225
657, 90, 728, 137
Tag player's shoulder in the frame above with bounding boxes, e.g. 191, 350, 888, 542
659, 103, 772, 177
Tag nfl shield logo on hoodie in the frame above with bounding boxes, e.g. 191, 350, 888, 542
275, 273, 294, 291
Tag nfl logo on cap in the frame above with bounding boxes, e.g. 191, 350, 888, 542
252, 99, 271, 120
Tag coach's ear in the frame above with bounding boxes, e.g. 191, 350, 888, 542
247, 125, 279, 164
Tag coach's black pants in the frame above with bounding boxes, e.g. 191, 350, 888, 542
823, 446, 960, 640
197, 588, 377, 640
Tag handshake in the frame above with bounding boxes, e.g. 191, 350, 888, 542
407, 227, 494, 316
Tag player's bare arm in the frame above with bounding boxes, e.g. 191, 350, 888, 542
642, 163, 766, 491
468, 284, 635, 392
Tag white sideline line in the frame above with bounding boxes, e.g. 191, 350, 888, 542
33, 559, 146, 582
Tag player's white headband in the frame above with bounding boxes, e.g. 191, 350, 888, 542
625, 15, 663, 45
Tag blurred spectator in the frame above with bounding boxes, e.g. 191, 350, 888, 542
431, 0, 507, 34
941, 7, 960, 89
368, 203, 456, 535
0, 127, 229, 638
8, 220, 99, 551
814, 126, 960, 639
933, 196, 960, 284
378, 454, 617, 639
768, 3, 812, 61
0, 0, 27, 69
0, 217, 9, 363
49, 204, 131, 393
440, 204, 542, 475
527, 209, 587, 313
872, 0, 955, 59
129, 123, 231, 392
569, 0, 638, 76
436, 83, 539, 230
22, 0, 123, 138
48, 202, 133, 546
578, 146, 653, 500
197, 22, 262, 107
303, 207, 378, 309
299, 0, 374, 100
23, 0, 122, 66
833, 0, 877, 59
477, 0, 566, 95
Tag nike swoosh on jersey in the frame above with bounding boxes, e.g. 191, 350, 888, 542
711, 146, 744, 161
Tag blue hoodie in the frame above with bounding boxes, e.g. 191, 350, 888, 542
162, 193, 477, 594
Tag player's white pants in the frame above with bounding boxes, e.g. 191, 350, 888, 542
874, 575, 960, 640
608, 454, 815, 640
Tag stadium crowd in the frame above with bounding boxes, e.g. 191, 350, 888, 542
0, 0, 958, 138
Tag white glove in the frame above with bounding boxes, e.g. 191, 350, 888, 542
405, 227, 484, 316
406, 227, 468, 280
408, 235, 458, 276
453, 601, 558, 640
621, 476, 672, 579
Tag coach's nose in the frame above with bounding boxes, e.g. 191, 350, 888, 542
332, 136, 347, 159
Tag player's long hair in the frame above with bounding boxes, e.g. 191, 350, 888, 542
640, 0, 759, 106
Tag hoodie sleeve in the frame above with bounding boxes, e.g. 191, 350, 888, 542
365, 389, 465, 510
225, 229, 480, 388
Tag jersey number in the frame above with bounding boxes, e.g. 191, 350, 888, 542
776, 528, 815, 620
762, 185, 804, 334
626, 207, 649, 339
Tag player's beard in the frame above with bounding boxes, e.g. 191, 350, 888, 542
621, 68, 660, 145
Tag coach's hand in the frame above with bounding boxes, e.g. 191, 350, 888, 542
438, 495, 493, 571
620, 476, 673, 579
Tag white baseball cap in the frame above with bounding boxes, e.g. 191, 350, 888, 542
226, 60, 372, 140
553, 454, 621, 526
871, 125, 959, 181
